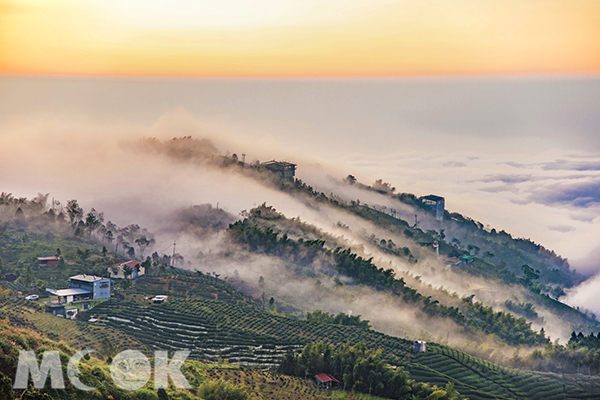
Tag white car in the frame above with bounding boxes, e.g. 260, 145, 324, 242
25, 295, 39, 301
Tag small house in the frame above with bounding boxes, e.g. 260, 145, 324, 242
109, 260, 144, 279
48, 304, 66, 317
38, 256, 59, 267
314, 373, 341, 390
414, 341, 426, 353
460, 255, 475, 265
260, 160, 296, 181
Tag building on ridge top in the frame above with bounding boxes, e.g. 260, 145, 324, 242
414, 341, 427, 352
259, 160, 296, 181
419, 194, 445, 221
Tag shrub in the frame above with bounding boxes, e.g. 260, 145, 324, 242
197, 379, 249, 400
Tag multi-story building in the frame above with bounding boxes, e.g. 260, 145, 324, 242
46, 274, 111, 304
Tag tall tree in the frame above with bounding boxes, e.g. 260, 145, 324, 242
123, 265, 133, 278
104, 230, 115, 247
76, 248, 91, 266
66, 199, 83, 226
134, 236, 154, 257
84, 208, 103, 235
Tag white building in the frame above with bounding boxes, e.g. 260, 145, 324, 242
109, 260, 145, 279
46, 274, 111, 304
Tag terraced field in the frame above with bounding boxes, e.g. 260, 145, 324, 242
204, 366, 388, 400
90, 294, 600, 400
93, 298, 302, 368
6, 270, 599, 400
27, 312, 148, 353
409, 347, 600, 400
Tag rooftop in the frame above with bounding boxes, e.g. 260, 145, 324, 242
420, 194, 444, 202
46, 288, 91, 296
314, 373, 339, 384
38, 256, 59, 261
69, 274, 107, 282
113, 260, 142, 269
261, 160, 296, 167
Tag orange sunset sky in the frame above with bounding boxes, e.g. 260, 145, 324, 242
1, 0, 600, 77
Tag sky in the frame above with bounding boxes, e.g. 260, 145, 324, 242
1, 0, 600, 77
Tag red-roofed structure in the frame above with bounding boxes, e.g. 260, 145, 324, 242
314, 373, 341, 389
38, 256, 59, 266
109, 260, 144, 279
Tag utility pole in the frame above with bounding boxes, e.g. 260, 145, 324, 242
414, 215, 418, 227
242, 153, 246, 164
171, 241, 176, 267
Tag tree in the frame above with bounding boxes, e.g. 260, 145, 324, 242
0, 256, 4, 276
467, 244, 480, 256
66, 199, 83, 226
24, 264, 33, 286
372, 179, 395, 193
551, 286, 566, 300
76, 248, 91, 266
141, 257, 152, 274
157, 388, 169, 400
0, 371, 14, 400
135, 236, 154, 258
104, 230, 115, 246
84, 208, 103, 235
101, 246, 108, 258
119, 279, 132, 289
521, 264, 540, 287
344, 175, 357, 185
123, 265, 134, 279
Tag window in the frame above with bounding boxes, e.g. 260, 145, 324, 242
100, 282, 109, 288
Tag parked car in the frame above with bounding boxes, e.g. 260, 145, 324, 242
25, 294, 39, 301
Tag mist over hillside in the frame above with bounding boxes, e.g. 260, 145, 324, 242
2, 127, 598, 344
1, 78, 600, 342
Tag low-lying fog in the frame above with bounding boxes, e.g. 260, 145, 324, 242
1, 75, 600, 336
